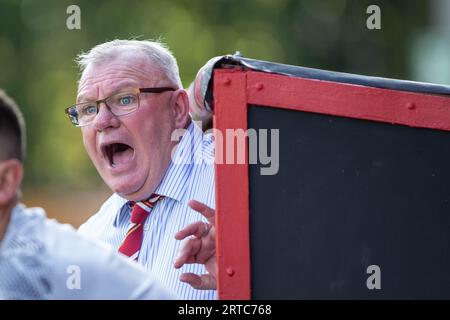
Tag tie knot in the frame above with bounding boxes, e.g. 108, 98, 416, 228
129, 193, 164, 224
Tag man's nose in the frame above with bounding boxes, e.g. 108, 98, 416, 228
93, 102, 120, 131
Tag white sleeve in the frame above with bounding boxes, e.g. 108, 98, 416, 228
47, 220, 176, 300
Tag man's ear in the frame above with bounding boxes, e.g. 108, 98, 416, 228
0, 159, 23, 206
171, 89, 191, 129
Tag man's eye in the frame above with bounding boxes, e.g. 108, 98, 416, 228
81, 104, 97, 115
119, 95, 135, 105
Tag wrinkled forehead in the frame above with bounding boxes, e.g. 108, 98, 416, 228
77, 52, 168, 99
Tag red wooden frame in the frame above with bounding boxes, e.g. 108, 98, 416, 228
213, 69, 450, 300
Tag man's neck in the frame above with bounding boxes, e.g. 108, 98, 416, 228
0, 202, 14, 243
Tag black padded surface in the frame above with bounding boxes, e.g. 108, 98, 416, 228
248, 105, 450, 299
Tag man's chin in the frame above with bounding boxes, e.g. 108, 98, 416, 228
111, 182, 150, 201
108, 181, 141, 200
104, 170, 160, 201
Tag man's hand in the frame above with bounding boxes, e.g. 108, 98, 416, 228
174, 200, 216, 290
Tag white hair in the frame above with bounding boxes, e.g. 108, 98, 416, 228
76, 39, 182, 88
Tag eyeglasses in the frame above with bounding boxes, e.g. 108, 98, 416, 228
65, 87, 176, 127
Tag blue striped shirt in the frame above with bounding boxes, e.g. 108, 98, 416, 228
78, 122, 217, 300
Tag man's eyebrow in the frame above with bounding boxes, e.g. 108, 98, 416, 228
109, 81, 140, 93
76, 82, 140, 103
76, 93, 92, 103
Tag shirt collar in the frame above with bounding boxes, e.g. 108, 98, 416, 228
154, 121, 201, 201
114, 122, 203, 225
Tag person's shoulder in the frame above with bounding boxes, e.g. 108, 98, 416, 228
40, 218, 116, 297
39, 215, 110, 267
39, 216, 85, 256
11, 205, 47, 226
0, 205, 54, 299
3, 205, 49, 251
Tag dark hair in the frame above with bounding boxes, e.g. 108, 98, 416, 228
0, 90, 26, 162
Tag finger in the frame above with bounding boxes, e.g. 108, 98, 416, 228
173, 237, 201, 269
179, 273, 217, 290
175, 221, 209, 240
174, 254, 197, 269
188, 200, 215, 224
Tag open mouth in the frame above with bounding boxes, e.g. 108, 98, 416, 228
102, 143, 135, 167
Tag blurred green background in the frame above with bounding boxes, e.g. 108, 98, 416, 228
0, 0, 449, 226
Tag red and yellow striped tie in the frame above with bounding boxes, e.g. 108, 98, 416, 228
118, 194, 164, 260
